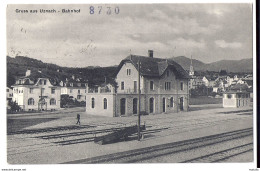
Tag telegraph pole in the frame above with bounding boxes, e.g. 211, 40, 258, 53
137, 59, 141, 141
40, 87, 42, 110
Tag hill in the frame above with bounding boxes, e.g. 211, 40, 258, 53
170, 56, 205, 71
7, 56, 118, 87
171, 56, 253, 73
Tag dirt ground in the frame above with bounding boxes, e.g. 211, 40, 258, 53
7, 104, 253, 164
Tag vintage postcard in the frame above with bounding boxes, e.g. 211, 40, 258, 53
2, 2, 256, 171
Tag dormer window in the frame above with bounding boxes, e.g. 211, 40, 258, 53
43, 80, 47, 85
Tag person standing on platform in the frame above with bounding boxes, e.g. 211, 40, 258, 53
76, 113, 80, 125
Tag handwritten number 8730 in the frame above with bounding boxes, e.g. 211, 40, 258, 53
89, 6, 120, 15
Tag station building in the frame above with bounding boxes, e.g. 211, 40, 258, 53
86, 51, 190, 117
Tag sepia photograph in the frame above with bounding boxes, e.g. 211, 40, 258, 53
2, 1, 256, 169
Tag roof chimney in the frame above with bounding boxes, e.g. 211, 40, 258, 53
25, 69, 31, 76
148, 50, 153, 58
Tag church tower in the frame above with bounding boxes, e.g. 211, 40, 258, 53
189, 55, 194, 76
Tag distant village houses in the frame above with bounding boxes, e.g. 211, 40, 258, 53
188, 56, 253, 100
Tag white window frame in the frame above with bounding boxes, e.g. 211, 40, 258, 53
104, 98, 108, 109
121, 81, 124, 90
50, 98, 56, 105
180, 81, 184, 91
51, 88, 55, 94
91, 98, 95, 108
165, 82, 171, 90
28, 98, 34, 105
150, 81, 154, 90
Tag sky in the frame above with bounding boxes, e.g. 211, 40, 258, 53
6, 4, 253, 67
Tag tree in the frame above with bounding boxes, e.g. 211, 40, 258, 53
219, 70, 227, 76
60, 94, 74, 108
8, 100, 21, 112
190, 84, 208, 97
7, 72, 16, 87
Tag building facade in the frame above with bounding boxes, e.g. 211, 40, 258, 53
60, 81, 87, 102
86, 51, 190, 117
223, 91, 250, 108
6, 87, 13, 101
12, 71, 61, 111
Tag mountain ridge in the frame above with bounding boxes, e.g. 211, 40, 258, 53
170, 56, 253, 73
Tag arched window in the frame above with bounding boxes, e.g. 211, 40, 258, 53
104, 98, 107, 109
170, 97, 174, 107
28, 98, 34, 105
92, 98, 95, 108
50, 98, 56, 105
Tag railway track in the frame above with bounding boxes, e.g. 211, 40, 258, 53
182, 143, 253, 163
53, 128, 168, 145
219, 109, 253, 114
62, 128, 253, 164
8, 125, 95, 135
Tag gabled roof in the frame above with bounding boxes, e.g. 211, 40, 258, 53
14, 72, 60, 86
243, 79, 253, 86
230, 83, 248, 91
116, 55, 190, 79
224, 90, 250, 94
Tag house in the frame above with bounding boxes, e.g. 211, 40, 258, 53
223, 91, 250, 108
213, 76, 230, 92
242, 77, 253, 88
212, 87, 219, 93
189, 77, 204, 89
6, 87, 13, 110
12, 69, 61, 111
6, 87, 13, 100
60, 79, 88, 102
86, 50, 190, 117
226, 76, 234, 86
202, 76, 209, 87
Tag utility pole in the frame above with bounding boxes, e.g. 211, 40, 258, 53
40, 87, 43, 111
137, 59, 141, 141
